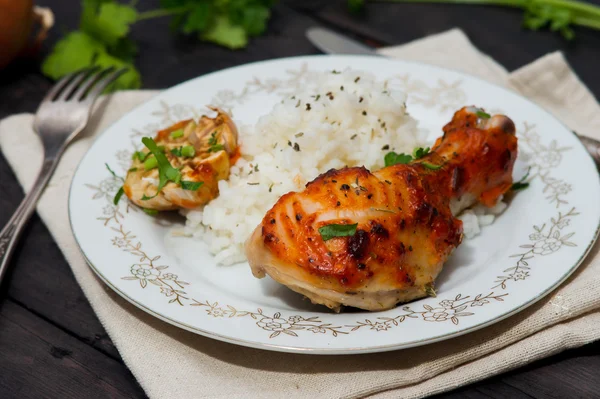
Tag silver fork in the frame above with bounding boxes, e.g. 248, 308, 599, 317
0, 67, 127, 284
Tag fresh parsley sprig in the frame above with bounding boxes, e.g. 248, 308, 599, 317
384, 146, 430, 167
42, 0, 277, 91
352, 0, 600, 40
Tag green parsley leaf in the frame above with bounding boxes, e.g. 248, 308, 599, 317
93, 51, 141, 91
209, 144, 225, 152
81, 2, 138, 47
109, 38, 138, 63
421, 162, 443, 170
105, 163, 123, 180
240, 6, 271, 37
113, 186, 125, 205
412, 147, 430, 159
128, 167, 138, 172
208, 132, 225, 152
42, 0, 140, 93
476, 110, 491, 119
347, 0, 365, 14
141, 137, 182, 199
201, 15, 247, 49
182, 2, 212, 34
384, 151, 413, 167
133, 151, 149, 161
318, 223, 358, 241
511, 182, 530, 191
181, 180, 204, 191
143, 208, 159, 216
170, 147, 183, 157
41, 32, 104, 79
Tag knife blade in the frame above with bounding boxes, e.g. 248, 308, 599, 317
306, 27, 379, 56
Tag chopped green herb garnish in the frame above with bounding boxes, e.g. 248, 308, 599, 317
143, 208, 158, 216
141, 194, 153, 201
512, 167, 531, 191
208, 132, 225, 152
105, 163, 125, 205
170, 129, 184, 139
422, 162, 443, 170
181, 181, 203, 191
181, 145, 196, 157
425, 284, 437, 297
476, 110, 491, 119
412, 147, 430, 159
141, 137, 182, 199
170, 147, 182, 157
144, 156, 158, 170
512, 182, 530, 191
132, 151, 149, 162
128, 167, 138, 172
113, 187, 125, 205
318, 223, 358, 241
384, 151, 413, 167
105, 163, 121, 179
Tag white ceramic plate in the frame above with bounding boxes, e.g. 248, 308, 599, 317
69, 55, 600, 354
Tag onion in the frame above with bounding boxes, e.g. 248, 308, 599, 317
0, 1, 53, 69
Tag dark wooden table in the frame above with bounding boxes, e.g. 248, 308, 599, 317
2, 1, 600, 398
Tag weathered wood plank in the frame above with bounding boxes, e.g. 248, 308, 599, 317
0, 152, 119, 359
0, 300, 145, 399
436, 380, 533, 399
498, 341, 600, 398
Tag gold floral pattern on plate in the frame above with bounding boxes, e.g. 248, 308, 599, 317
84, 65, 584, 339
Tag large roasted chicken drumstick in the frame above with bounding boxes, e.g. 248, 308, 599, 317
245, 107, 518, 311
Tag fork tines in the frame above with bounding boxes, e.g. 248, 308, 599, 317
44, 67, 129, 103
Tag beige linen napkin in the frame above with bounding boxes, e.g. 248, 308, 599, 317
2, 29, 600, 399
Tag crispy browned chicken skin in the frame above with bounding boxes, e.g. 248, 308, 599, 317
245, 106, 518, 311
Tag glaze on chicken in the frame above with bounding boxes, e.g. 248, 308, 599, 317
245, 107, 518, 312
124, 108, 239, 210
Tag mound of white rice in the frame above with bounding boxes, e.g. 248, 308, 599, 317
181, 68, 505, 264
182, 69, 427, 264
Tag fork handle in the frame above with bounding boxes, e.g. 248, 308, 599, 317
0, 158, 59, 285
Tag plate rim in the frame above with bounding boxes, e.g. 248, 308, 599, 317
68, 54, 600, 354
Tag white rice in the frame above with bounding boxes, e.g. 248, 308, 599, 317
180, 68, 503, 264
458, 197, 507, 239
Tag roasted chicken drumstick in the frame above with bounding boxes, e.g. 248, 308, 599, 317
245, 107, 518, 312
